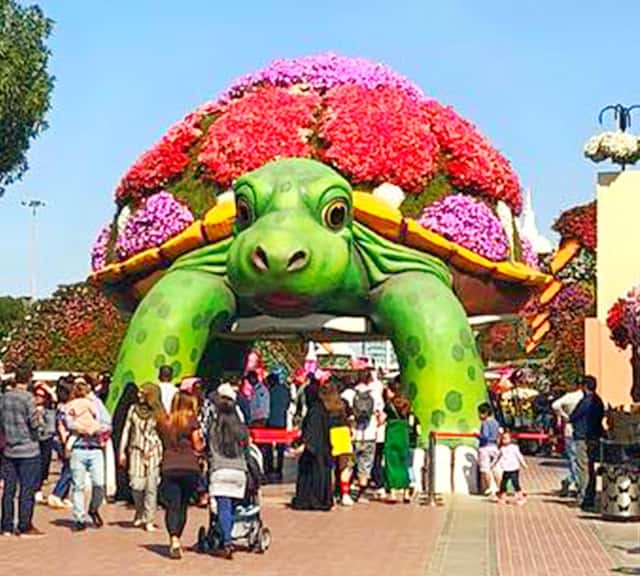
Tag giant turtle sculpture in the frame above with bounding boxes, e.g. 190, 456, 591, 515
90, 54, 550, 439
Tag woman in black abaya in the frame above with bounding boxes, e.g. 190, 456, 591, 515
291, 380, 333, 511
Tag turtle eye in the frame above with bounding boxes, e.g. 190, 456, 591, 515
236, 197, 254, 230
322, 198, 349, 231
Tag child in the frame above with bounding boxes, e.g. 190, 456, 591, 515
477, 402, 502, 496
493, 431, 527, 505
65, 378, 100, 454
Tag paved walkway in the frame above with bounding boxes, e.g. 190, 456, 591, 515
2, 456, 640, 575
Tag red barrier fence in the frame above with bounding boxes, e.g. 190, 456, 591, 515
249, 427, 301, 445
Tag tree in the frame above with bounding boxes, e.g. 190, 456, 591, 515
0, 0, 54, 195
0, 295, 28, 341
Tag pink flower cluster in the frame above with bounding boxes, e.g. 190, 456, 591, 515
115, 192, 194, 260
318, 85, 439, 193
423, 101, 521, 214
198, 87, 320, 188
115, 116, 204, 204
90, 225, 112, 271
224, 52, 423, 101
520, 236, 539, 269
418, 194, 509, 261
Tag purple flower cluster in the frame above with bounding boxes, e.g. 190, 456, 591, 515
115, 192, 194, 260
90, 225, 112, 271
520, 236, 539, 269
224, 53, 424, 101
418, 194, 509, 261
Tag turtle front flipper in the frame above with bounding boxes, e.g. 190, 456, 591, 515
107, 269, 236, 411
370, 271, 487, 444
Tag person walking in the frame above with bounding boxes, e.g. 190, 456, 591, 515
158, 365, 177, 413
477, 402, 502, 496
157, 391, 205, 559
382, 385, 412, 503
33, 382, 56, 505
207, 383, 248, 560
66, 377, 112, 531
552, 382, 584, 496
118, 383, 164, 532
264, 368, 291, 482
0, 364, 43, 536
47, 377, 74, 509
291, 382, 332, 511
570, 375, 604, 511
493, 431, 528, 505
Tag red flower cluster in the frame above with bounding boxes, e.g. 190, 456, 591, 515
198, 87, 320, 188
607, 299, 630, 350
552, 201, 597, 251
318, 85, 439, 192
115, 117, 204, 204
3, 283, 127, 372
423, 101, 521, 214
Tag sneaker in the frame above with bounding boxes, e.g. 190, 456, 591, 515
18, 526, 45, 538
145, 523, 157, 532
0, 530, 14, 536
212, 545, 233, 560
133, 517, 143, 528
169, 545, 183, 560
47, 495, 64, 509
88, 510, 104, 528
341, 494, 354, 507
62, 499, 73, 509
35, 491, 45, 504
71, 522, 87, 532
516, 497, 527, 507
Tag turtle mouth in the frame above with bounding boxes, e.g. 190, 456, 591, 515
258, 292, 314, 316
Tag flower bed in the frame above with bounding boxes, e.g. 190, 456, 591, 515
94, 53, 525, 271
552, 201, 596, 251
607, 286, 640, 350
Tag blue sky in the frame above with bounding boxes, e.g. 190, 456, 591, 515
2, 0, 639, 297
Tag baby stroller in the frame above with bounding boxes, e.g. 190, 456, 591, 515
197, 444, 272, 554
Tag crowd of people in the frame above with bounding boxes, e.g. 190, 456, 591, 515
0, 359, 422, 560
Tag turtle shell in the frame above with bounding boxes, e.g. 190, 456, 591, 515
89, 53, 551, 312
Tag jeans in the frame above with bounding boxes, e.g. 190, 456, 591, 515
52, 459, 72, 499
38, 438, 55, 489
70, 448, 105, 523
1, 455, 41, 533
131, 467, 160, 524
499, 470, 522, 493
216, 496, 236, 546
564, 437, 578, 485
160, 473, 198, 538
575, 439, 598, 505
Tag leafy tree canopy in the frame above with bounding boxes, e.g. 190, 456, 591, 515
0, 295, 28, 341
0, 0, 54, 195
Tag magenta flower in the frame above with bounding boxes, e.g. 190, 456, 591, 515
90, 225, 112, 271
224, 52, 423, 101
520, 236, 539, 269
418, 194, 509, 261
115, 192, 194, 260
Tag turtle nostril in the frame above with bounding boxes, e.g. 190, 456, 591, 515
252, 246, 269, 271
287, 249, 309, 272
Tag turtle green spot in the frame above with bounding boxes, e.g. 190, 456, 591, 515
135, 330, 147, 344
171, 360, 182, 378
460, 329, 473, 348
457, 419, 470, 432
154, 354, 166, 369
408, 381, 417, 401
467, 366, 477, 381
416, 355, 427, 370
190, 348, 199, 362
406, 336, 421, 357
121, 370, 135, 385
192, 314, 204, 330
431, 410, 446, 428
164, 335, 180, 356
451, 344, 464, 362
157, 303, 171, 318
137, 304, 149, 318
445, 390, 463, 412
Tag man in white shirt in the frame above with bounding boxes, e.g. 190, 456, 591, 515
342, 372, 385, 501
552, 383, 584, 496
157, 365, 177, 413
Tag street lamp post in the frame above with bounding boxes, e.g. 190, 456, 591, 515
21, 199, 45, 301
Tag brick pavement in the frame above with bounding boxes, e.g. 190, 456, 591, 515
3, 456, 640, 575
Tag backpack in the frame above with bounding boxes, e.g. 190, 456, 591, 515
353, 389, 374, 427
249, 381, 270, 423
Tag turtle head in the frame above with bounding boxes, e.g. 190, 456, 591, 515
227, 158, 354, 317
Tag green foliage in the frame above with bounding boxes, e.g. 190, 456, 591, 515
0, 295, 28, 342
399, 173, 452, 219
0, 0, 54, 194
167, 166, 218, 218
